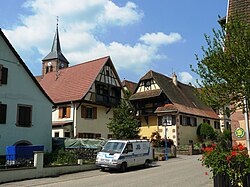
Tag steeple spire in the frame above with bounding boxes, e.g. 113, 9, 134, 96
42, 17, 69, 76
50, 16, 62, 54
42, 17, 68, 64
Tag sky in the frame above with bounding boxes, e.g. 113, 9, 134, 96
0, 0, 228, 85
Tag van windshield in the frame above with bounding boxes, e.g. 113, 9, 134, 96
102, 142, 125, 153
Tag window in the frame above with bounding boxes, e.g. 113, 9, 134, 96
190, 117, 197, 126
0, 65, 8, 85
81, 106, 97, 119
144, 80, 151, 87
163, 115, 172, 126
54, 132, 59, 137
226, 122, 231, 130
180, 115, 197, 126
97, 84, 108, 95
0, 103, 7, 124
124, 143, 133, 153
59, 106, 70, 118
203, 119, 210, 124
17, 105, 32, 127
107, 134, 113, 139
86, 108, 93, 118
214, 121, 220, 129
64, 132, 70, 138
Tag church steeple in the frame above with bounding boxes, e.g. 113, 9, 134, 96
42, 18, 69, 76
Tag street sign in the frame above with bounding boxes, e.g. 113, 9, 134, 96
234, 127, 245, 138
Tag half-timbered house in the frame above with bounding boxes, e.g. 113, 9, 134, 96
37, 25, 122, 138
130, 70, 220, 145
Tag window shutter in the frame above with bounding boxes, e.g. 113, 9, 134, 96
2, 67, 8, 84
81, 106, 86, 118
194, 118, 197, 126
27, 107, 32, 126
157, 116, 162, 126
93, 107, 97, 119
66, 107, 71, 118
0, 104, 7, 124
172, 115, 176, 125
59, 107, 63, 118
180, 115, 183, 125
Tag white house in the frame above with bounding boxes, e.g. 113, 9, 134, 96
0, 29, 53, 155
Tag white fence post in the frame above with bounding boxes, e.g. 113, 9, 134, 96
34, 151, 44, 169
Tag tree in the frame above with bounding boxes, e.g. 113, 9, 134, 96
107, 99, 140, 139
197, 123, 216, 141
191, 18, 250, 113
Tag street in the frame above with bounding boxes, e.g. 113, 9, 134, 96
2, 155, 213, 187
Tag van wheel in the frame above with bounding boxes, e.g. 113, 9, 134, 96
144, 159, 150, 168
120, 162, 127, 172
100, 167, 106, 172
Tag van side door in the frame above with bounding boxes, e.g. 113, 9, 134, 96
122, 143, 135, 167
134, 143, 145, 165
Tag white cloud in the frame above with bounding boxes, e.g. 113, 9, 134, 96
178, 72, 196, 85
140, 32, 182, 46
3, 0, 183, 76
99, 1, 143, 26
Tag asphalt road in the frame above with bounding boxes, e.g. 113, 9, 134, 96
2, 155, 213, 187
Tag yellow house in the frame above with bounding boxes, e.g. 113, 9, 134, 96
37, 25, 122, 139
130, 70, 220, 146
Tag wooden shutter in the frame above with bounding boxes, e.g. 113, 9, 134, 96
180, 115, 183, 125
26, 107, 32, 126
0, 104, 7, 124
81, 106, 86, 118
157, 116, 162, 126
172, 115, 176, 125
93, 107, 97, 119
66, 107, 71, 118
59, 107, 63, 118
2, 67, 8, 84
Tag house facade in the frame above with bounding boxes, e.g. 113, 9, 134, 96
130, 70, 220, 145
0, 29, 53, 155
226, 0, 250, 146
37, 26, 122, 139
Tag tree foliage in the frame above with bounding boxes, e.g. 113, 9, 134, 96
107, 99, 140, 139
191, 18, 250, 113
197, 123, 216, 141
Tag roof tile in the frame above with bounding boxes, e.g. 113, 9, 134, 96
39, 56, 109, 104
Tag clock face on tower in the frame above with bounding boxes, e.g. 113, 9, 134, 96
61, 63, 64, 68
48, 61, 52, 67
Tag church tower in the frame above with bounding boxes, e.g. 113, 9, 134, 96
42, 20, 69, 76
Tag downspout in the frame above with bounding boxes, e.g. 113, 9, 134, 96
226, 0, 230, 23
72, 102, 77, 138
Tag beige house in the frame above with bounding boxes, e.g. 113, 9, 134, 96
0, 29, 53, 155
37, 26, 122, 139
130, 70, 220, 145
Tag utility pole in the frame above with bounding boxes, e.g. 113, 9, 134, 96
243, 96, 250, 153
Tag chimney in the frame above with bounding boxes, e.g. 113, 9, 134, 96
172, 73, 178, 86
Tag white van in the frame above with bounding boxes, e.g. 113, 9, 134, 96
96, 139, 153, 172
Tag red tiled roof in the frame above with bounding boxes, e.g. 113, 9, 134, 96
122, 80, 137, 93
228, 0, 250, 24
39, 56, 110, 104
